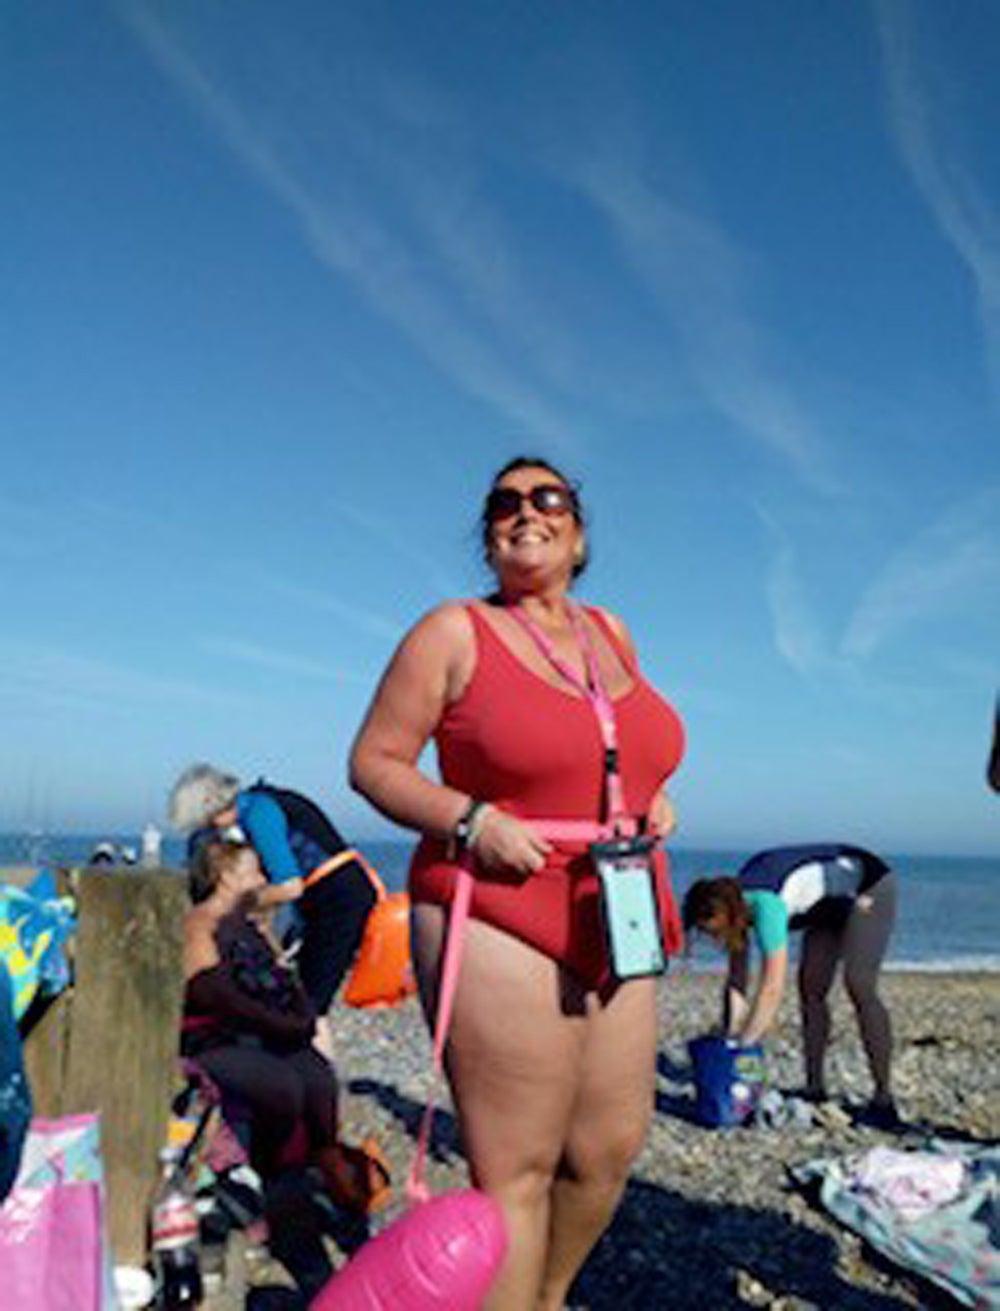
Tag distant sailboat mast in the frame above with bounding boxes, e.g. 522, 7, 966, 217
19, 771, 52, 865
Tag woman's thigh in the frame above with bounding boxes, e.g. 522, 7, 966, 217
843, 872, 897, 990
283, 1047, 338, 1140
799, 925, 843, 1002
194, 1044, 305, 1122
562, 978, 659, 1174
413, 905, 586, 1188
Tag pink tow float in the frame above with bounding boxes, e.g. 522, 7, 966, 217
310, 1190, 507, 1310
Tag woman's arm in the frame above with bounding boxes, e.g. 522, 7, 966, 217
350, 604, 550, 874
239, 793, 305, 902
255, 879, 303, 908
739, 946, 788, 1044
723, 946, 750, 1034
185, 967, 315, 1046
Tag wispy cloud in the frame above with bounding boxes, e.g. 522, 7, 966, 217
77, 495, 191, 543
758, 488, 1000, 678
121, 4, 582, 453
755, 505, 835, 678
553, 147, 838, 493
72, 498, 412, 645
329, 503, 463, 598
877, 0, 1000, 396
255, 572, 405, 643
0, 640, 246, 713
331, 64, 591, 401
199, 636, 370, 685
842, 488, 1000, 660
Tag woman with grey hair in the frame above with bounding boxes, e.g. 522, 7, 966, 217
168, 765, 377, 1037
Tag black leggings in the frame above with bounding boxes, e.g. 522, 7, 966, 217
298, 862, 377, 1013
193, 1043, 337, 1175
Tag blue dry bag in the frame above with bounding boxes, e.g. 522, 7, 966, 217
688, 1034, 765, 1127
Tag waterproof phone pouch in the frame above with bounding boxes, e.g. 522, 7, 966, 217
591, 837, 666, 979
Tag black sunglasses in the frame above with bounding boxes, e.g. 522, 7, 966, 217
484, 483, 578, 522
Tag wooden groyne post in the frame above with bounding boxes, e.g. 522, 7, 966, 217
16, 866, 188, 1265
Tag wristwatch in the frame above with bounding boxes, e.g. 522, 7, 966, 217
450, 799, 487, 859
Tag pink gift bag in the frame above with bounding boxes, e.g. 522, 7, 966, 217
0, 1113, 115, 1311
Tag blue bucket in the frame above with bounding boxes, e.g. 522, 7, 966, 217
688, 1034, 765, 1127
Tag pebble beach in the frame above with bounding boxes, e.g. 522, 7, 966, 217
325, 970, 999, 1310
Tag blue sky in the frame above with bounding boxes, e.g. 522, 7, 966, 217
2, 1, 998, 856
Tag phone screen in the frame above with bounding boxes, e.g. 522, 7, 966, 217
594, 849, 666, 979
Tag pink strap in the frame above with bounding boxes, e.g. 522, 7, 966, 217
509, 602, 629, 829
406, 861, 474, 1203
532, 817, 638, 843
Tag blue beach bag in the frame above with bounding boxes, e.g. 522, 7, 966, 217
688, 1035, 765, 1127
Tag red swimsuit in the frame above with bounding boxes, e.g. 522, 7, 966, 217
409, 604, 686, 987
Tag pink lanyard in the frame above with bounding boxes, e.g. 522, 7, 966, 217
509, 602, 629, 832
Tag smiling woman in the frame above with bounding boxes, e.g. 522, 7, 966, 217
349, 455, 686, 1310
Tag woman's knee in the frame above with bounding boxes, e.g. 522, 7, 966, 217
565, 1104, 650, 1185
843, 965, 881, 1009
798, 973, 832, 1013
487, 1158, 560, 1213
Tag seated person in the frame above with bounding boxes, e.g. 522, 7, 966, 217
181, 838, 389, 1209
169, 765, 379, 1054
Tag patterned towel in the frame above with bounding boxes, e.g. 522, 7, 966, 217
793, 1139, 1000, 1308
0, 874, 76, 1020
0, 962, 32, 1201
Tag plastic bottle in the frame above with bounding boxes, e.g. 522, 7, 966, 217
141, 822, 163, 868
150, 1148, 203, 1309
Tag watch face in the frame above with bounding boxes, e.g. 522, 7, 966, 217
455, 801, 481, 847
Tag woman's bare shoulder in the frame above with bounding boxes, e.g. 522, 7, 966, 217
401, 600, 477, 650
377, 603, 479, 706
183, 903, 219, 942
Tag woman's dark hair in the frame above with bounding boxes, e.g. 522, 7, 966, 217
188, 837, 252, 905
682, 877, 750, 955
480, 454, 589, 579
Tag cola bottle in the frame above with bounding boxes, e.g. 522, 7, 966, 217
150, 1149, 203, 1309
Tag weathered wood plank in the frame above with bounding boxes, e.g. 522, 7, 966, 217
20, 867, 188, 1265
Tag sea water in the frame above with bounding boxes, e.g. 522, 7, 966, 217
1, 834, 996, 972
